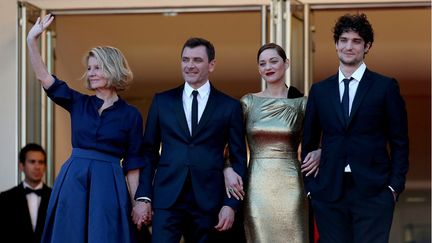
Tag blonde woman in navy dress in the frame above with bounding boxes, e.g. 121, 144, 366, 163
27, 14, 146, 242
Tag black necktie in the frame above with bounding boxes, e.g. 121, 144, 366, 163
25, 187, 43, 196
341, 77, 354, 123
191, 90, 199, 135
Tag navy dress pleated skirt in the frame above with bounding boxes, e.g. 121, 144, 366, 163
43, 149, 136, 242
41, 77, 145, 243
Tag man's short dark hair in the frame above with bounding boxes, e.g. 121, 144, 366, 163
333, 13, 374, 49
181, 37, 215, 62
19, 143, 46, 164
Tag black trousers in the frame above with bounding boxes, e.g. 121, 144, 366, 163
311, 173, 395, 243
152, 175, 221, 243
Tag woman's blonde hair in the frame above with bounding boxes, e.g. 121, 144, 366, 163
83, 46, 133, 91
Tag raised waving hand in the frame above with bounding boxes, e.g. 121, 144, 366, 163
27, 14, 55, 89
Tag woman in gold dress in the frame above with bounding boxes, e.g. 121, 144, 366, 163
224, 43, 320, 243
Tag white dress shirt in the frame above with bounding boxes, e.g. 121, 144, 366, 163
338, 62, 366, 172
338, 62, 366, 115
23, 181, 43, 231
182, 81, 211, 135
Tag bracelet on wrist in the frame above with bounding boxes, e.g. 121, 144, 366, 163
136, 198, 151, 204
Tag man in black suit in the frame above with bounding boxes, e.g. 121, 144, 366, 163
0, 143, 52, 243
132, 37, 247, 242
302, 13, 409, 243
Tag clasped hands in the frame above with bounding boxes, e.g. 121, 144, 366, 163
131, 201, 152, 230
131, 200, 236, 232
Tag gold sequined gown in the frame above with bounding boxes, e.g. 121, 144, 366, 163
241, 94, 309, 243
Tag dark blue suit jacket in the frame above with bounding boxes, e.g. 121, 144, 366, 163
302, 69, 409, 202
136, 83, 247, 213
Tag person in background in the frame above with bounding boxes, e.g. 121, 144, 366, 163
0, 143, 52, 243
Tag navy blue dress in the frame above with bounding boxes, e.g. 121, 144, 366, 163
41, 77, 144, 243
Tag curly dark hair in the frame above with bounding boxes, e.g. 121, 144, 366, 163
333, 13, 374, 49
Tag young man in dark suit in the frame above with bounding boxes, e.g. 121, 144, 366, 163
302, 13, 409, 243
132, 37, 247, 242
0, 143, 52, 243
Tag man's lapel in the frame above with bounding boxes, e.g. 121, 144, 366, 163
18, 183, 34, 232
347, 69, 374, 126
329, 75, 346, 127
192, 84, 218, 137
173, 85, 192, 138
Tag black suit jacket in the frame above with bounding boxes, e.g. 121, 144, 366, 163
136, 83, 247, 213
0, 183, 51, 243
302, 69, 409, 202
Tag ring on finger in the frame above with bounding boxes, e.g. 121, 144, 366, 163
228, 188, 234, 193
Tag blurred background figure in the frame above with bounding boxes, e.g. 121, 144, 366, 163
0, 143, 51, 243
